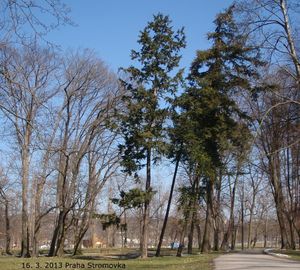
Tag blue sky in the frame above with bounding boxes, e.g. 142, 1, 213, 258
48, 0, 234, 72
46, 1, 235, 192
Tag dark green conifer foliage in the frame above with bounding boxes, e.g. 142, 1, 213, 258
118, 13, 186, 258
174, 6, 262, 253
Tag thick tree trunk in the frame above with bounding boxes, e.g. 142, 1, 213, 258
56, 231, 66, 257
288, 218, 296, 250
156, 153, 180, 256
21, 130, 31, 258
48, 209, 68, 256
32, 224, 39, 257
231, 221, 239, 250
270, 157, 290, 249
201, 206, 212, 252
213, 225, 219, 251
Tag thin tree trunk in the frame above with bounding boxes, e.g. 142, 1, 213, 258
196, 222, 202, 250
73, 227, 89, 255
124, 210, 127, 248
156, 153, 180, 257
201, 177, 214, 253
279, 0, 300, 82
263, 217, 268, 248
187, 176, 200, 254
177, 175, 198, 257
187, 211, 196, 254
221, 174, 238, 251
213, 172, 222, 251
247, 196, 255, 249
141, 149, 151, 258
5, 199, 11, 255
241, 182, 244, 250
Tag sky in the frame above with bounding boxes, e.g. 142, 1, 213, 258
1, 0, 235, 195
46, 0, 235, 191
48, 0, 234, 73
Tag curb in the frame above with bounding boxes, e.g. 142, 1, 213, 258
264, 248, 290, 259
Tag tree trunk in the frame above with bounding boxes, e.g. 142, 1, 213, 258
213, 172, 222, 251
201, 206, 212, 252
279, 0, 300, 82
124, 211, 128, 248
288, 218, 296, 250
264, 218, 268, 248
32, 181, 44, 257
196, 222, 202, 250
270, 157, 290, 249
48, 209, 67, 256
5, 199, 11, 255
201, 177, 214, 253
156, 153, 180, 256
21, 129, 31, 258
213, 224, 219, 252
56, 231, 66, 257
187, 176, 200, 254
141, 149, 151, 258
177, 175, 198, 257
187, 211, 196, 254
247, 196, 255, 249
221, 174, 238, 251
73, 227, 88, 255
176, 220, 188, 257
241, 182, 244, 250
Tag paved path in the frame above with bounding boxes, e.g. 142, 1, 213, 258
214, 253, 300, 270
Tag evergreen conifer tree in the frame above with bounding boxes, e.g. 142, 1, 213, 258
118, 13, 185, 258
174, 6, 262, 253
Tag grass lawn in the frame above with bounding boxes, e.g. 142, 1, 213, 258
0, 252, 218, 270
